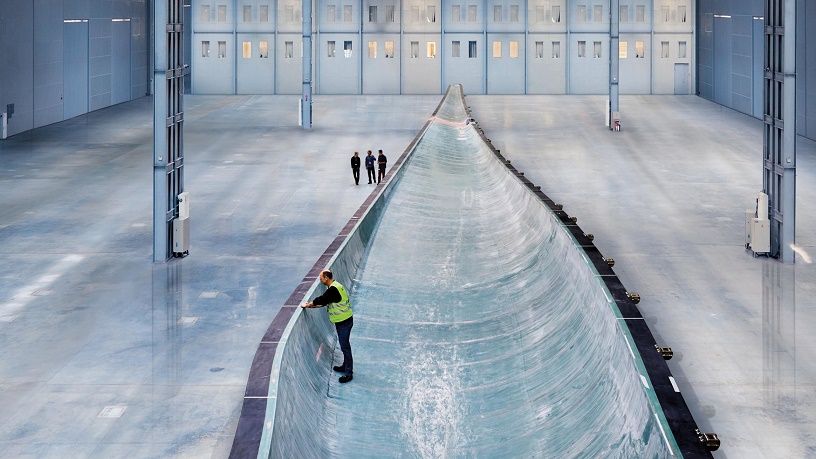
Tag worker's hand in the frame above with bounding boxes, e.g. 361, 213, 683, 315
301, 302, 312, 308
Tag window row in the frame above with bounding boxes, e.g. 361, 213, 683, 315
201, 3, 687, 25
202, 38, 688, 60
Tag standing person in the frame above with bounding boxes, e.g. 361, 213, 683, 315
377, 149, 388, 184
350, 151, 361, 185
301, 270, 354, 383
364, 150, 376, 184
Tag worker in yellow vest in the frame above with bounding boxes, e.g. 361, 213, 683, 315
302, 269, 354, 383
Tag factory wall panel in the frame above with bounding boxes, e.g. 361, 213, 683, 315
444, 34, 485, 94
318, 33, 361, 94
362, 33, 401, 94
192, 33, 236, 94
236, 33, 276, 94
526, 33, 566, 94
487, 33, 524, 94
401, 33, 442, 93
276, 34, 303, 94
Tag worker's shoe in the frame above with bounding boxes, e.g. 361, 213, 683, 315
338, 374, 353, 384
333, 365, 345, 373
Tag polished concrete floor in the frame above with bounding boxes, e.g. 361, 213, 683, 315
0, 94, 814, 458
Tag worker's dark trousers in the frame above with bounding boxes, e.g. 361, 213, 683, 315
335, 316, 353, 375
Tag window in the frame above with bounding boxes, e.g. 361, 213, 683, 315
593, 41, 601, 58
468, 5, 477, 22
661, 41, 669, 58
369, 5, 377, 22
285, 41, 294, 58
218, 5, 227, 22
385, 41, 394, 58
494, 5, 502, 22
328, 40, 336, 57
577, 5, 586, 22
636, 5, 644, 22
493, 41, 501, 58
662, 6, 670, 22
411, 6, 419, 22
509, 41, 518, 58
452, 5, 461, 22
369, 41, 377, 58
468, 40, 477, 58
201, 5, 210, 22
427, 41, 436, 58
327, 5, 336, 22
386, 5, 395, 22
510, 5, 519, 22
635, 40, 644, 58
344, 40, 352, 57
552, 5, 560, 22
678, 41, 687, 58
452, 40, 460, 57
201, 41, 210, 57
593, 5, 602, 22
535, 41, 543, 58
260, 41, 269, 58
410, 41, 419, 58
678, 6, 687, 23
620, 5, 628, 22
536, 5, 545, 22
244, 5, 251, 22
552, 41, 560, 58
218, 40, 226, 58
344, 5, 352, 22
260, 5, 269, 22
577, 40, 586, 57
285, 5, 294, 22
243, 41, 251, 58
427, 6, 436, 22
619, 41, 627, 58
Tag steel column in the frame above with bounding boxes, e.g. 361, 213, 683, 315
763, 0, 796, 262
301, 0, 313, 128
153, 0, 186, 262
609, 0, 619, 128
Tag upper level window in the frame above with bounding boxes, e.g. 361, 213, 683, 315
593, 5, 602, 22
327, 5, 336, 22
427, 6, 436, 22
386, 5, 395, 22
452, 5, 461, 22
344, 5, 352, 22
201, 5, 210, 22
369, 5, 377, 22
468, 5, 477, 22
509, 5, 519, 22
217, 5, 226, 22
494, 5, 502, 22
260, 5, 269, 22
576, 5, 586, 22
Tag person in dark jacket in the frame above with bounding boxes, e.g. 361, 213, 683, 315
350, 151, 361, 185
377, 149, 387, 184
302, 270, 354, 383
364, 150, 376, 184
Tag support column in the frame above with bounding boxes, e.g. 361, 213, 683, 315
763, 0, 796, 262
153, 0, 186, 262
301, 0, 313, 129
609, 0, 619, 130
